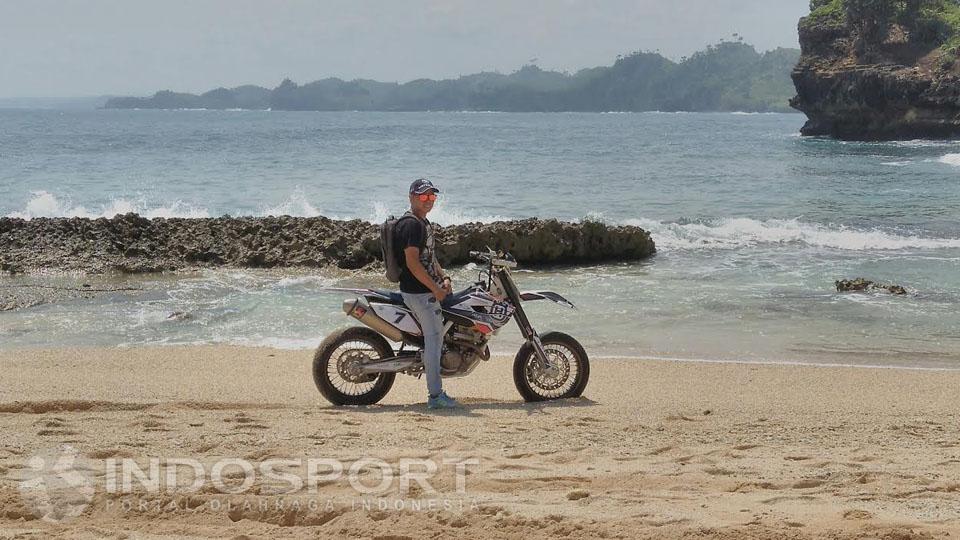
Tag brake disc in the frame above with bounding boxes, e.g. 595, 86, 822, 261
530, 348, 571, 391
338, 349, 377, 383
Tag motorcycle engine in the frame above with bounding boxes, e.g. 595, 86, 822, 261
441, 348, 467, 372
440, 328, 490, 376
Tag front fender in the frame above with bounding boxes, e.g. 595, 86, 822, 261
518, 290, 576, 309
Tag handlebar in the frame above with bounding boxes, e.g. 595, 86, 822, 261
469, 250, 517, 268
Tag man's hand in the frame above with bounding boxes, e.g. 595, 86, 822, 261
442, 276, 453, 294
433, 287, 449, 302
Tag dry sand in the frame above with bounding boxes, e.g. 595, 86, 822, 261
1, 346, 960, 539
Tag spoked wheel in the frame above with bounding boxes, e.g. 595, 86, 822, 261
513, 331, 590, 402
313, 327, 396, 406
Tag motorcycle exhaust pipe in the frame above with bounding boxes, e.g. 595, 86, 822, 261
342, 297, 404, 342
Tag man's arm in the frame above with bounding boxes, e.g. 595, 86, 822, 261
434, 260, 452, 292
405, 247, 447, 301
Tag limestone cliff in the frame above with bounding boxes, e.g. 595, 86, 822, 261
791, 0, 960, 139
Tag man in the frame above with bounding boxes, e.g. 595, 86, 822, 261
395, 178, 459, 409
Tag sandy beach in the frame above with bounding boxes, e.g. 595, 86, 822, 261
2, 346, 960, 539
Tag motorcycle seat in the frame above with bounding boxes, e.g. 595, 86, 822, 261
368, 287, 474, 308
369, 290, 405, 305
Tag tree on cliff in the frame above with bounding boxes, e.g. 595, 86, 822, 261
845, 0, 897, 48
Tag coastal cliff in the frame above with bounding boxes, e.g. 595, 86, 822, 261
791, 0, 960, 139
0, 214, 655, 274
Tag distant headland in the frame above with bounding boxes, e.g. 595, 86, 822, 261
105, 42, 800, 113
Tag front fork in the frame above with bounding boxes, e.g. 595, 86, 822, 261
498, 269, 551, 369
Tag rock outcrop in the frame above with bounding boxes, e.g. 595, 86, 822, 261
791, 0, 960, 140
0, 214, 655, 274
835, 278, 907, 295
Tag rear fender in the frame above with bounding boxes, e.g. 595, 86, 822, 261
325, 287, 390, 297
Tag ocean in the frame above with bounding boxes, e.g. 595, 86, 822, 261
1, 109, 959, 367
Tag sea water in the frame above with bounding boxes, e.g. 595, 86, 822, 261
1, 109, 958, 367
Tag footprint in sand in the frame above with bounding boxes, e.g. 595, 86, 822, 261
548, 453, 579, 465
792, 478, 826, 489
129, 417, 172, 433
665, 413, 700, 422
224, 413, 269, 430
491, 463, 548, 472
32, 416, 67, 428
244, 448, 291, 461
843, 509, 873, 520
761, 495, 819, 504
86, 448, 135, 459
33, 417, 79, 437
733, 444, 760, 451
855, 472, 877, 484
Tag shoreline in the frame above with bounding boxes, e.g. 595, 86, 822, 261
2, 345, 960, 538
5, 342, 960, 373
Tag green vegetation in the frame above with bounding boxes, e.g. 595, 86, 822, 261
930, 0, 960, 52
105, 42, 801, 113
806, 0, 845, 26
803, 0, 960, 53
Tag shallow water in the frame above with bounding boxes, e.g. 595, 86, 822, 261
1, 110, 958, 367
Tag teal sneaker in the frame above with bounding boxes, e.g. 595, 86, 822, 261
427, 391, 460, 409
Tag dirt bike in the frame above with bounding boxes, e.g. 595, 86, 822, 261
314, 249, 590, 405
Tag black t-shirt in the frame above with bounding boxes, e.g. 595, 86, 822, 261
395, 214, 441, 294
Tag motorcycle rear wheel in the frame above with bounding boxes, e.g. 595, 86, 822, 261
513, 331, 590, 402
313, 326, 396, 406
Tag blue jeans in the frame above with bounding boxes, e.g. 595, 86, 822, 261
401, 292, 444, 397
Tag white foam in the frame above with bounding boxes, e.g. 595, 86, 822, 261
423, 205, 511, 226
214, 336, 322, 350
623, 217, 960, 251
258, 189, 321, 217
7, 191, 210, 219
881, 160, 913, 167
364, 199, 511, 225
895, 139, 960, 148
273, 276, 334, 288
938, 153, 960, 167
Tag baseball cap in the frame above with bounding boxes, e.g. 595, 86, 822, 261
409, 178, 440, 195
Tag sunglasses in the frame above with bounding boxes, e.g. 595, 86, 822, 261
416, 193, 438, 202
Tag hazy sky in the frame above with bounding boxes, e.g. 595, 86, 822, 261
0, 0, 810, 98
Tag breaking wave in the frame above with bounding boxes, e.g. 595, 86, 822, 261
622, 217, 960, 251
5, 190, 512, 226
6, 191, 211, 219
937, 153, 960, 166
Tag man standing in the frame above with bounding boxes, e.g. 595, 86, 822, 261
395, 178, 459, 409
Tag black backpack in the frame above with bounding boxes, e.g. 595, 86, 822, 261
381, 212, 418, 283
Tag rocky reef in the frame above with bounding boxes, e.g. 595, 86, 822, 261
836, 277, 908, 294
792, 0, 960, 140
0, 214, 655, 274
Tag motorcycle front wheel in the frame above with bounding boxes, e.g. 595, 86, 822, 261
513, 331, 590, 402
313, 326, 396, 406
